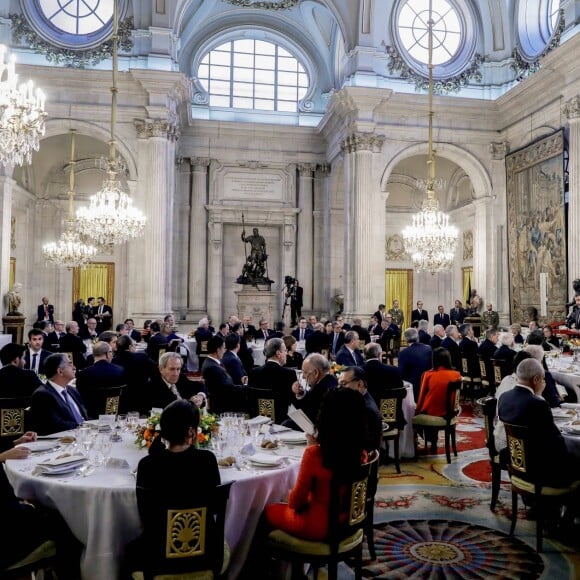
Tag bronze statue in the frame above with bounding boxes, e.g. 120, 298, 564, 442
236, 226, 273, 287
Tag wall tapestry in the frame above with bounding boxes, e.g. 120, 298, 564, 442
506, 129, 567, 323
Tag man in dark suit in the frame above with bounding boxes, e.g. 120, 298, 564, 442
222, 333, 249, 385
230, 322, 255, 374
411, 300, 429, 323
373, 304, 387, 323
256, 319, 273, 341
288, 353, 338, 423
248, 337, 296, 421
59, 321, 88, 370
433, 305, 450, 329
241, 315, 257, 339
36, 297, 55, 323
46, 319, 66, 352
29, 353, 89, 435
566, 294, 580, 329
0, 343, 42, 397
450, 300, 466, 326
23, 328, 52, 376
79, 317, 99, 341
148, 352, 206, 412
76, 341, 126, 418
397, 327, 433, 400
429, 324, 446, 349
417, 320, 431, 345
201, 336, 246, 414
289, 279, 303, 327
305, 322, 328, 354
362, 342, 404, 407
330, 321, 345, 357
378, 316, 401, 364
350, 317, 371, 344
367, 316, 381, 337
112, 335, 158, 415
94, 297, 113, 333
124, 318, 142, 343
291, 318, 313, 342
335, 331, 364, 366
478, 328, 499, 389
459, 323, 480, 379
440, 324, 462, 370
498, 358, 578, 485
493, 332, 517, 362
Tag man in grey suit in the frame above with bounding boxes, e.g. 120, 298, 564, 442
397, 327, 432, 400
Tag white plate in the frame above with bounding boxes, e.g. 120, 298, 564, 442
278, 432, 307, 444
563, 422, 580, 434
15, 440, 59, 453
248, 453, 284, 466
245, 415, 271, 426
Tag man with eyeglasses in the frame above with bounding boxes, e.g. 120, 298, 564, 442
76, 341, 125, 419
338, 366, 382, 452
498, 358, 579, 487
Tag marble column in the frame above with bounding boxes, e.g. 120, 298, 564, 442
472, 197, 490, 303
314, 164, 330, 314
188, 158, 210, 316
133, 119, 177, 318
340, 133, 385, 320
173, 158, 191, 317
563, 96, 580, 287
297, 163, 315, 312
0, 173, 15, 300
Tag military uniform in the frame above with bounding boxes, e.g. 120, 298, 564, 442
388, 307, 404, 328
481, 309, 499, 329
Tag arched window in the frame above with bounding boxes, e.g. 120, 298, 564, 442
21, 0, 119, 49
517, 0, 561, 61
197, 39, 309, 112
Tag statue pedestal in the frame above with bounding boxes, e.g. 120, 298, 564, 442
2, 316, 26, 344
235, 288, 279, 327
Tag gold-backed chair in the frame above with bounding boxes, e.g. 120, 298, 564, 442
478, 355, 491, 392
130, 482, 233, 579
0, 396, 31, 450
504, 423, 580, 552
412, 381, 462, 464
81, 385, 124, 420
378, 387, 408, 473
267, 451, 379, 580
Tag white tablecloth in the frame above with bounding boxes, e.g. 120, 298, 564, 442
6, 430, 303, 580
400, 381, 416, 458
249, 340, 266, 367
549, 357, 580, 402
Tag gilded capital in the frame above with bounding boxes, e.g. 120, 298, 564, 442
135, 118, 180, 141
341, 133, 385, 154
489, 141, 510, 160
562, 96, 580, 120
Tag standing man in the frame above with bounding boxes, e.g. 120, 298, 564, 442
433, 305, 450, 329
95, 297, 113, 333
373, 304, 387, 322
450, 300, 466, 326
411, 300, 429, 323
36, 297, 54, 323
388, 299, 405, 328
23, 328, 52, 376
481, 303, 499, 330
59, 321, 88, 370
289, 279, 303, 327
441, 324, 462, 370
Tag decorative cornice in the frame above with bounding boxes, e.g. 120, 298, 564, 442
489, 141, 510, 160
511, 9, 565, 82
341, 133, 385, 154
222, 0, 298, 9
562, 96, 580, 120
9, 14, 133, 68
134, 118, 180, 141
385, 44, 485, 94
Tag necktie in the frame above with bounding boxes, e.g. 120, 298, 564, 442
32, 353, 38, 374
300, 329, 304, 341
63, 388, 84, 424
264, 330, 268, 340
352, 350, 358, 364
170, 384, 182, 400
333, 333, 338, 353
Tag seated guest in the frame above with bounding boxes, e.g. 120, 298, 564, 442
265, 388, 368, 541
221, 332, 249, 385
194, 317, 214, 356
429, 324, 445, 349
350, 317, 371, 345
542, 325, 561, 351
414, 347, 462, 452
47, 319, 66, 351
149, 352, 206, 411
141, 319, 152, 343
305, 322, 328, 354
76, 341, 126, 419
113, 335, 158, 415
29, 353, 88, 435
241, 314, 256, 338
338, 366, 382, 452
230, 322, 254, 374
335, 330, 364, 366
116, 323, 129, 336
249, 338, 296, 421
146, 321, 171, 360
201, 336, 246, 414
125, 318, 142, 343
216, 323, 230, 339
272, 320, 287, 338
478, 328, 499, 387
0, 432, 83, 578
498, 358, 579, 486
493, 332, 517, 361
79, 317, 99, 341
291, 318, 312, 343
124, 400, 220, 575
440, 324, 462, 370
397, 327, 432, 401
458, 323, 480, 379
524, 344, 562, 408
510, 323, 524, 345
378, 316, 400, 363
418, 319, 431, 345
0, 343, 42, 397
283, 335, 304, 370
362, 342, 403, 408
288, 353, 338, 424
367, 315, 381, 337
59, 320, 88, 370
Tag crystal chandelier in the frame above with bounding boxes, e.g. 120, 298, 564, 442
76, 0, 146, 248
0, 45, 47, 166
43, 130, 98, 268
402, 0, 458, 274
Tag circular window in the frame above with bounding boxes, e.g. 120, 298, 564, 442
392, 0, 476, 79
21, 0, 120, 50
517, 0, 561, 61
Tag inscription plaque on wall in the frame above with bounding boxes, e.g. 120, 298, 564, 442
222, 169, 286, 201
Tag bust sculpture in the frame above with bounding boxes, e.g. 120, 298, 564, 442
5, 282, 23, 316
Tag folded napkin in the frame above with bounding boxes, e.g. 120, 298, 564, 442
245, 415, 271, 426
35, 455, 87, 474
248, 453, 284, 466
561, 403, 580, 409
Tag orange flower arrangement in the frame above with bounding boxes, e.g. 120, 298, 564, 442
135, 414, 161, 448
329, 362, 347, 377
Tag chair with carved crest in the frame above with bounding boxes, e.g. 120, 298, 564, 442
266, 451, 379, 580
378, 387, 408, 473
246, 386, 288, 424
79, 385, 125, 420
0, 396, 31, 451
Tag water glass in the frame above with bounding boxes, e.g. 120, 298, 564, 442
127, 412, 140, 431
116, 414, 127, 432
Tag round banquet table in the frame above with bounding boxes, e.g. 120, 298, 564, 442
5, 428, 303, 580
400, 381, 417, 458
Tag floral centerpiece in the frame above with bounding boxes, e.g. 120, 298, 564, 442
197, 411, 219, 448
135, 414, 161, 449
329, 362, 347, 377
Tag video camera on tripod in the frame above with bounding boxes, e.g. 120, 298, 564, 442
284, 275, 296, 297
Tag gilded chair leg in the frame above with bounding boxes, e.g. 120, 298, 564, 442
444, 430, 451, 464
510, 490, 518, 536
490, 463, 501, 511
535, 500, 543, 553
394, 436, 401, 474
354, 546, 363, 580
451, 427, 458, 457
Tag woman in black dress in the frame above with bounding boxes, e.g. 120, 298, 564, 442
283, 335, 304, 369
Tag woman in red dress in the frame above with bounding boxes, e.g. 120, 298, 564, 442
264, 387, 368, 541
